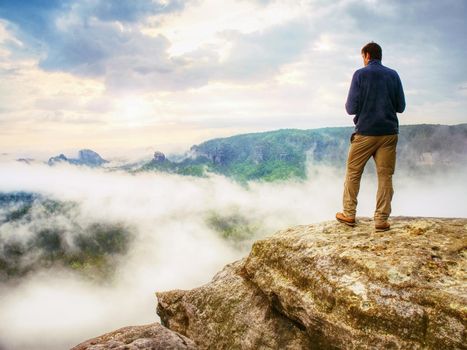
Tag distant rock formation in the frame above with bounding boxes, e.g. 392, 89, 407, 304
47, 153, 68, 166
47, 149, 108, 167
189, 143, 235, 166
74, 217, 467, 349
153, 151, 166, 163
16, 158, 35, 164
77, 149, 108, 167
145, 151, 172, 170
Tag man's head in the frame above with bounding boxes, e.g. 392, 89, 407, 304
361, 42, 382, 66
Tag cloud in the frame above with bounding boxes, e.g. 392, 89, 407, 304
0, 0, 63, 42
0, 159, 466, 349
90, 0, 188, 23
0, 0, 187, 30
2, 0, 466, 95
0, 0, 315, 93
0, 0, 466, 157
214, 18, 313, 82
0, 0, 188, 81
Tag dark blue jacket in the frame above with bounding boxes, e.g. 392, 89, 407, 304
345, 59, 405, 135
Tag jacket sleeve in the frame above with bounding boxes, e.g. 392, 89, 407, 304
395, 73, 406, 113
345, 71, 360, 115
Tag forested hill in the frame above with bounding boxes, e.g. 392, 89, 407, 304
140, 124, 467, 182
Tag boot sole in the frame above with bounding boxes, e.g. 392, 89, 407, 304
336, 218, 356, 227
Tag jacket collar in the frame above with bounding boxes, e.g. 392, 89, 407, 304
368, 59, 382, 65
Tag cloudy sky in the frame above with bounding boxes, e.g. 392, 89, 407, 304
0, 0, 466, 159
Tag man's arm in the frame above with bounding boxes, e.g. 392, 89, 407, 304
345, 71, 360, 115
396, 73, 406, 113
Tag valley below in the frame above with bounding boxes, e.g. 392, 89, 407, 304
1, 124, 466, 349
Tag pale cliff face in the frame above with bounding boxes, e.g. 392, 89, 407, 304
155, 217, 466, 350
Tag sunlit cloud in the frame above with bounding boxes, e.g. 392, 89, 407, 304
0, 0, 466, 159
143, 0, 307, 56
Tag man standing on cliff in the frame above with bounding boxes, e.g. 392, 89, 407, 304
336, 42, 405, 231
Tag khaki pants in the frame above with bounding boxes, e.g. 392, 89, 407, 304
342, 133, 398, 223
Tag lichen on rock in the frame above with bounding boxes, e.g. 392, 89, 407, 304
157, 217, 467, 349
71, 322, 197, 349
156, 259, 313, 349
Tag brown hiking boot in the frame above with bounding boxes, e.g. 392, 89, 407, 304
336, 212, 356, 227
375, 221, 390, 232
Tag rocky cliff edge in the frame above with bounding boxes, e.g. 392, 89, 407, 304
74, 217, 467, 349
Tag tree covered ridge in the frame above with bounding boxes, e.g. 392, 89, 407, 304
0, 192, 133, 282
140, 124, 467, 182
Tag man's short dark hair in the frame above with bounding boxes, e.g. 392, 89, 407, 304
361, 42, 382, 60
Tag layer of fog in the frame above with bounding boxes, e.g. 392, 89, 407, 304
0, 161, 466, 349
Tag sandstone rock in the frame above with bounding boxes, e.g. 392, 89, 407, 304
157, 217, 467, 349
48, 153, 68, 166
153, 151, 166, 163
77, 149, 108, 166
71, 322, 197, 350
47, 149, 108, 167
157, 259, 313, 349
